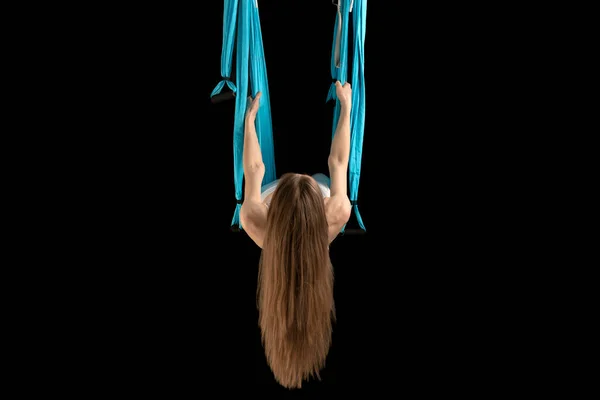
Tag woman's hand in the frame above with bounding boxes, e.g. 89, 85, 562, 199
245, 91, 262, 122
335, 81, 351, 110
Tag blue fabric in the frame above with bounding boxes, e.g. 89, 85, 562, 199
349, 0, 367, 231
214, 0, 365, 233
210, 0, 238, 99
212, 0, 276, 229
326, 0, 351, 103
328, 0, 367, 233
249, 3, 276, 186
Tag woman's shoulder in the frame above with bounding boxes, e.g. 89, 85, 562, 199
240, 200, 268, 248
324, 195, 351, 221
325, 195, 352, 242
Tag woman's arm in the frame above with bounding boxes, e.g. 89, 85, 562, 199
328, 104, 351, 197
326, 82, 352, 240
329, 82, 352, 197
240, 92, 267, 247
243, 93, 265, 203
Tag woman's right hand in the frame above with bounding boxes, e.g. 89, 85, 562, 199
335, 81, 352, 109
246, 91, 262, 122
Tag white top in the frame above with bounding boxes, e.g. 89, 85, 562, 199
260, 173, 331, 206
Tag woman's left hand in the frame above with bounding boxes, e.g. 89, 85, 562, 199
245, 91, 262, 121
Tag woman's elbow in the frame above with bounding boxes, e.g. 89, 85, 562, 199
328, 155, 347, 170
244, 162, 265, 175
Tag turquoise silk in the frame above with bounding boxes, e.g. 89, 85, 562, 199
212, 0, 367, 232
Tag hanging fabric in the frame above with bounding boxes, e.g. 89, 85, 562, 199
210, 0, 238, 101
212, 0, 366, 233
211, 0, 276, 230
327, 0, 367, 233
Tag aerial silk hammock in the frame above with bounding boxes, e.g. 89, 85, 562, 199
211, 0, 367, 234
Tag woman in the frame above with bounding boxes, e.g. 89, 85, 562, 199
240, 81, 352, 389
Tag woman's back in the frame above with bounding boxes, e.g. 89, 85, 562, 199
256, 173, 337, 389
241, 172, 351, 247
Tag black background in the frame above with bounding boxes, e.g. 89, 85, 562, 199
68, 1, 531, 396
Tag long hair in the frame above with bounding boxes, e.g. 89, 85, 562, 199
257, 173, 336, 389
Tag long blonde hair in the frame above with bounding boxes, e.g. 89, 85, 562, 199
257, 173, 336, 389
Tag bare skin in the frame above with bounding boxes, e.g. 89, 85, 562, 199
240, 82, 352, 248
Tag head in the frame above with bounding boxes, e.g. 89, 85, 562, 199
257, 173, 336, 389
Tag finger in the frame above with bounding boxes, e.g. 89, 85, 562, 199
249, 91, 262, 102
249, 98, 260, 114
252, 94, 260, 107
335, 80, 342, 87
344, 82, 351, 89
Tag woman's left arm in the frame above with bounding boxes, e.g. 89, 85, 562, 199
240, 92, 267, 247
242, 92, 265, 203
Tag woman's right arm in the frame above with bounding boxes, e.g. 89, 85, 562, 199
326, 82, 352, 239
240, 93, 267, 248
